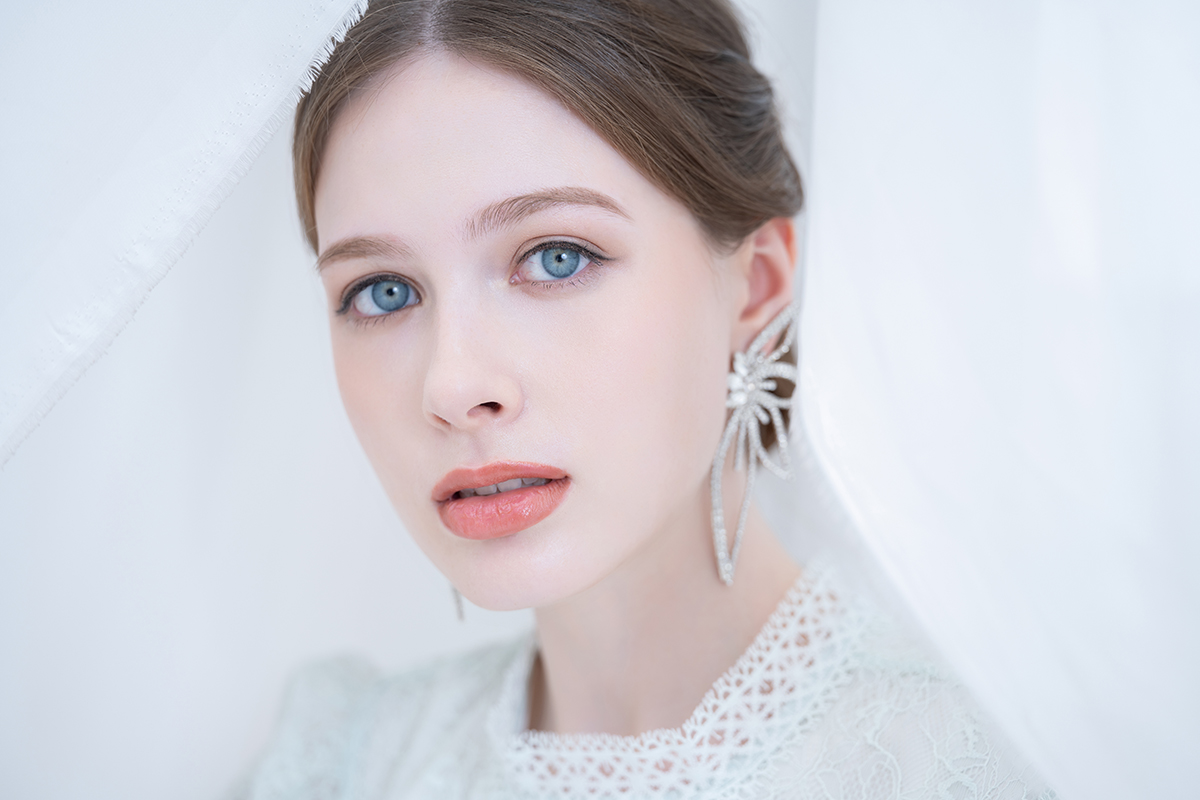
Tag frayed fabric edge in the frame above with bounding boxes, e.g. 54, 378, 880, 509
0, 0, 370, 467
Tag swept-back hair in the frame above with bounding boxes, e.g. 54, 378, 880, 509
293, 0, 803, 253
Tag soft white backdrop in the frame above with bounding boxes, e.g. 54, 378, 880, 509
3, 1, 1198, 799
801, 3, 1200, 797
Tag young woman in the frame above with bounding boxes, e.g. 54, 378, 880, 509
245, 1, 1055, 797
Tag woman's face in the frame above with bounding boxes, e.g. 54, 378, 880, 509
315, 53, 743, 610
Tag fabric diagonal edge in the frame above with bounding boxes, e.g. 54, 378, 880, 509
0, 0, 370, 466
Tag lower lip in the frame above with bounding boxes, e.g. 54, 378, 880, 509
438, 478, 571, 540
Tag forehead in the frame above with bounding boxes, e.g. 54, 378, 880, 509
314, 51, 673, 247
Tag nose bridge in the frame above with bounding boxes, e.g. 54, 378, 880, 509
422, 288, 521, 430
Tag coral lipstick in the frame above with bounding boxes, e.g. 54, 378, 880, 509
434, 462, 570, 540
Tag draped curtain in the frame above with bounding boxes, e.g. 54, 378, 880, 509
1, 1, 1195, 798
799, 3, 1199, 796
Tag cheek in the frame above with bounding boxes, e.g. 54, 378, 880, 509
330, 327, 428, 507
556, 256, 732, 529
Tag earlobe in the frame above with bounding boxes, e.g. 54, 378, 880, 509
733, 217, 798, 351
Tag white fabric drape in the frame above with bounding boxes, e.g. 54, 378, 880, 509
799, 2, 1200, 798
0, 0, 368, 463
1, 1, 1196, 799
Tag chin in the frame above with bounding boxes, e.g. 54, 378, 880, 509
421, 510, 639, 612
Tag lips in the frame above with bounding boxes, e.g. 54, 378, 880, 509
434, 461, 570, 540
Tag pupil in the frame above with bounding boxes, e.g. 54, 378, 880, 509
371, 280, 410, 311
541, 248, 580, 279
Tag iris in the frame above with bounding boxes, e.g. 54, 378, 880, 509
540, 248, 581, 279
371, 280, 410, 312
348, 277, 416, 317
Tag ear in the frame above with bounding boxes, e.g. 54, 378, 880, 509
729, 217, 797, 353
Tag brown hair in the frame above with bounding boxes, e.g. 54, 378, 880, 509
294, 0, 802, 251
293, 0, 801, 443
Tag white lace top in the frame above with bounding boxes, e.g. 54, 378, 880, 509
245, 565, 1055, 799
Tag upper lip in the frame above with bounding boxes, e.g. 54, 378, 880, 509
432, 461, 568, 503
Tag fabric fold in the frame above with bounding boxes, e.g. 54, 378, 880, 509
0, 0, 369, 463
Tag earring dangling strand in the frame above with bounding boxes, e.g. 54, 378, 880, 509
711, 302, 799, 586
451, 586, 465, 622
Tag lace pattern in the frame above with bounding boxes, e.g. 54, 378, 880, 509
497, 567, 866, 797
245, 561, 1057, 800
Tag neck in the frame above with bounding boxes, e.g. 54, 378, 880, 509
527, 487, 800, 735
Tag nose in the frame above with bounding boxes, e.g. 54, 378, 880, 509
421, 304, 523, 431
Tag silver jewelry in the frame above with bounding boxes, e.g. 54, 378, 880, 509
711, 302, 799, 585
451, 585, 465, 622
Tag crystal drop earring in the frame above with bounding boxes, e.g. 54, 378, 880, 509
710, 302, 800, 585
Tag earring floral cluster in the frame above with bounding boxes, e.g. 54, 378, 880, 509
711, 303, 799, 585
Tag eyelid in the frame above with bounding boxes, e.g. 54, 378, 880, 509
513, 238, 610, 286
516, 238, 609, 265
336, 272, 420, 315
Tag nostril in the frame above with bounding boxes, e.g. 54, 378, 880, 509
465, 401, 502, 419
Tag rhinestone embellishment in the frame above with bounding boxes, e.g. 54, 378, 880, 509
711, 303, 799, 585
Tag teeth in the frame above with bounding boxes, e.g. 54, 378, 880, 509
455, 477, 550, 499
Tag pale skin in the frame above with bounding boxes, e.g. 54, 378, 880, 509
314, 51, 800, 736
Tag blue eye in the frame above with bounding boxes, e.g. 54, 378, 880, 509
522, 244, 597, 282
350, 278, 416, 317
540, 248, 581, 278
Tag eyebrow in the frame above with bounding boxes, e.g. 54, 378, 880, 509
316, 235, 413, 273
316, 186, 629, 272
462, 187, 629, 241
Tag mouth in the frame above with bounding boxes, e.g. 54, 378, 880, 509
434, 462, 570, 540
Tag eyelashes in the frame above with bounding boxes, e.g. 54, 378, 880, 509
336, 272, 417, 317
335, 239, 610, 320
514, 240, 608, 288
